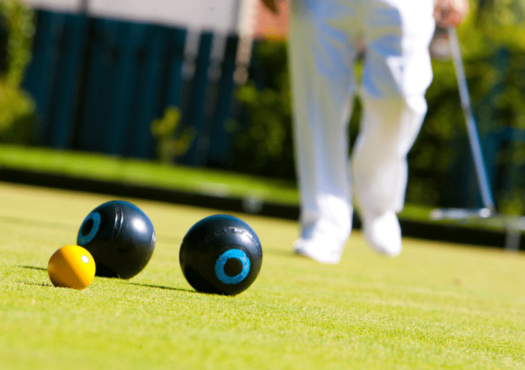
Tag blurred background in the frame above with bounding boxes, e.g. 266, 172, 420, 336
1, 0, 525, 214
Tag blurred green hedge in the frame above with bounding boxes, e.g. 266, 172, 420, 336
230, 1, 525, 212
0, 0, 35, 144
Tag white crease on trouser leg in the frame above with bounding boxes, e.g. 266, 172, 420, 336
352, 0, 436, 254
353, 0, 435, 215
289, 0, 359, 261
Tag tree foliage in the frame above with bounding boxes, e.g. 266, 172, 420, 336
0, 0, 35, 144
151, 106, 195, 163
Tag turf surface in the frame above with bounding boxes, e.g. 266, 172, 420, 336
1, 182, 524, 369
0, 144, 500, 229
0, 144, 299, 204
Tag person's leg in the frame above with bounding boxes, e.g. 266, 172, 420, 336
289, 0, 359, 263
352, 0, 435, 255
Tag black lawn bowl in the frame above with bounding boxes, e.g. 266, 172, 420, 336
77, 200, 155, 279
180, 215, 263, 296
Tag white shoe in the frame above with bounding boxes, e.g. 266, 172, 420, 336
362, 210, 402, 256
293, 237, 342, 264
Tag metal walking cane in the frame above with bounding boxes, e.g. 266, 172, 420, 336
430, 28, 523, 252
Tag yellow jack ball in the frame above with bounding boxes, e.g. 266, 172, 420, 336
48, 245, 96, 289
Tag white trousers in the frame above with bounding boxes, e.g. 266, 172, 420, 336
289, 0, 436, 247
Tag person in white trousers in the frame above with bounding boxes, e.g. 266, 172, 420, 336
262, 0, 468, 263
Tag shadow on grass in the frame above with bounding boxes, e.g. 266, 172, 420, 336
20, 281, 53, 287
19, 265, 47, 271
125, 282, 195, 293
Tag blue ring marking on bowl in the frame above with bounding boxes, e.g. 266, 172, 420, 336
78, 212, 101, 245
215, 249, 250, 285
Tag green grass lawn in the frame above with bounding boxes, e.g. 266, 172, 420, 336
1, 182, 524, 369
0, 144, 300, 205
0, 144, 487, 225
